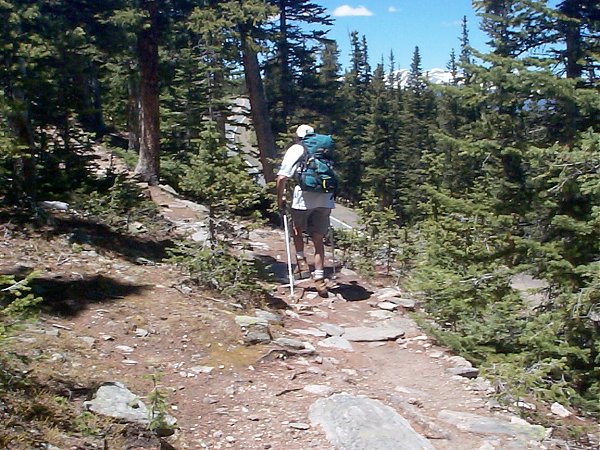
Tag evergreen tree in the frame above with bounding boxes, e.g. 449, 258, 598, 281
416, 0, 600, 411
459, 15, 474, 83
315, 40, 342, 132
335, 31, 371, 204
394, 46, 436, 224
180, 122, 263, 243
557, 0, 600, 82
0, 0, 121, 203
447, 48, 459, 84
362, 61, 400, 208
263, 0, 333, 134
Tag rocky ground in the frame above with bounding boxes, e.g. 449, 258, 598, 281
1, 149, 598, 450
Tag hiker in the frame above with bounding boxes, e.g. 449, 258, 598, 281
276, 124, 335, 298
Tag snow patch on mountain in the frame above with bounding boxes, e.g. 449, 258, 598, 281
391, 68, 454, 87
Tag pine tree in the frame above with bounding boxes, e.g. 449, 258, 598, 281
180, 122, 263, 243
362, 61, 401, 208
416, 0, 600, 411
394, 46, 436, 224
459, 15, 473, 83
0, 0, 121, 203
262, 0, 332, 134
447, 48, 459, 84
335, 31, 371, 204
315, 40, 342, 132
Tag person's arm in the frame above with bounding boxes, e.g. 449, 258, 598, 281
276, 175, 287, 210
276, 143, 303, 210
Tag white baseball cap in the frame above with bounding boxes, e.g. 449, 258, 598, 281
296, 124, 314, 138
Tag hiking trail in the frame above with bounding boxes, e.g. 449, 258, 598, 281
2, 143, 597, 450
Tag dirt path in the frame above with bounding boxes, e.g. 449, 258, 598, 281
3, 151, 596, 450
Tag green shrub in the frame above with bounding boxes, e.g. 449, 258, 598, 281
168, 242, 267, 303
72, 174, 160, 231
0, 273, 43, 341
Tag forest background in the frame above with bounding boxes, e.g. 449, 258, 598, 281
1, 0, 599, 425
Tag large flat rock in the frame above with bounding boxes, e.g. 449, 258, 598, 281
309, 394, 436, 450
343, 326, 405, 342
438, 410, 547, 441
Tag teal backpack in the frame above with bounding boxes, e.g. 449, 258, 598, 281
296, 132, 338, 194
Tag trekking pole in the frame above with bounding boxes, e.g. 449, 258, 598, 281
329, 226, 336, 279
281, 208, 295, 298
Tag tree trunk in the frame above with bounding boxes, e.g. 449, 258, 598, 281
134, 0, 160, 185
8, 58, 36, 204
241, 32, 276, 184
560, 0, 583, 79
127, 72, 141, 153
78, 62, 106, 135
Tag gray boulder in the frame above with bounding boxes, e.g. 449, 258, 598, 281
309, 394, 436, 450
84, 381, 176, 428
343, 326, 405, 342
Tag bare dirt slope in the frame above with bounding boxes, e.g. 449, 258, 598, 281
1, 149, 597, 450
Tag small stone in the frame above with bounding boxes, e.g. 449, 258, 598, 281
272, 337, 306, 349
446, 355, 471, 367
190, 365, 214, 374
447, 367, 479, 378
289, 422, 310, 430
50, 353, 66, 362
318, 323, 345, 337
516, 401, 536, 411
387, 298, 417, 310
318, 336, 354, 352
244, 327, 272, 345
78, 336, 96, 348
135, 328, 149, 337
254, 309, 282, 324
377, 301, 397, 311
115, 345, 135, 354
235, 315, 269, 328
550, 402, 572, 418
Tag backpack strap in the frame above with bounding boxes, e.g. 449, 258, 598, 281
293, 142, 308, 184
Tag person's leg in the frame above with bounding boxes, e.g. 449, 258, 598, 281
307, 208, 331, 296
312, 232, 325, 272
311, 232, 327, 296
290, 209, 310, 278
292, 223, 305, 255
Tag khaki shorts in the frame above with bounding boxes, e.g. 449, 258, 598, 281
291, 207, 331, 236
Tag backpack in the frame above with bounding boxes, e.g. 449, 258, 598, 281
296, 133, 338, 194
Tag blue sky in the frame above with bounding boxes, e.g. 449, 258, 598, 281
317, 1, 490, 71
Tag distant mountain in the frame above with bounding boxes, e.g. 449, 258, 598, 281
390, 68, 454, 87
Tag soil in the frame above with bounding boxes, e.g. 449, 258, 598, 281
1, 148, 598, 450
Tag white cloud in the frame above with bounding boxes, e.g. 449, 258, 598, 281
333, 5, 374, 17
388, 6, 399, 13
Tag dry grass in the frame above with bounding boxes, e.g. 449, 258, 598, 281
0, 331, 161, 450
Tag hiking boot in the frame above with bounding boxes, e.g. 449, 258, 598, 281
296, 257, 311, 279
314, 277, 328, 298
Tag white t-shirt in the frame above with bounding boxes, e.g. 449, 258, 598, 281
278, 143, 335, 210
